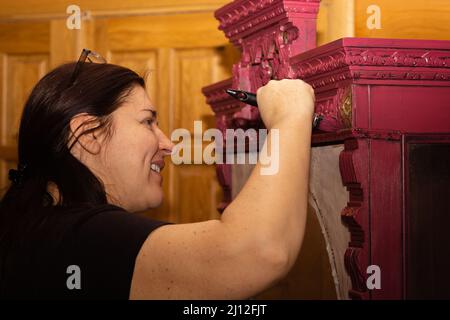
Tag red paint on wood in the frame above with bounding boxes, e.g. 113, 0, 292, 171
369, 140, 403, 299
203, 0, 450, 300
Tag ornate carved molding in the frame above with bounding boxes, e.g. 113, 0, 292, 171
216, 0, 320, 47
291, 38, 450, 88
202, 78, 262, 132
216, 0, 320, 94
202, 78, 240, 114
315, 86, 352, 132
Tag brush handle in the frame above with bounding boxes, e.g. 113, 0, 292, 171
226, 89, 322, 129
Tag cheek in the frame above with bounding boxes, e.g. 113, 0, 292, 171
115, 129, 159, 167
103, 131, 139, 167
102, 120, 159, 173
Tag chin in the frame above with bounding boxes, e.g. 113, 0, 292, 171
146, 190, 164, 209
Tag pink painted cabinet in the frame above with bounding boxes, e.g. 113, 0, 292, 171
203, 0, 450, 299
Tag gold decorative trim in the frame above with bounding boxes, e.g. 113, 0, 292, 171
339, 89, 352, 129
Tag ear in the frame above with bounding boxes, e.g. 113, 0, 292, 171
68, 113, 102, 155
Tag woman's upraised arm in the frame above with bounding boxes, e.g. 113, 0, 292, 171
130, 79, 315, 299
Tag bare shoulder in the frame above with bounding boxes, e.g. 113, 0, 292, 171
129, 219, 286, 299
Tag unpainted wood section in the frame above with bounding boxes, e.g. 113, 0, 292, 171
317, 0, 355, 46
0, 0, 230, 20
172, 48, 228, 223
0, 52, 48, 191
50, 18, 95, 68
102, 13, 227, 50
355, 0, 450, 40
174, 49, 218, 133
175, 164, 222, 223
4, 54, 48, 146
109, 50, 158, 105
0, 22, 49, 53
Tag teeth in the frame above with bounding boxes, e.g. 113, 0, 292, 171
150, 163, 161, 173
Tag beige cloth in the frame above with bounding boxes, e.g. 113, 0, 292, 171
309, 144, 351, 299
230, 145, 351, 299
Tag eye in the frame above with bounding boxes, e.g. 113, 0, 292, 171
144, 118, 155, 127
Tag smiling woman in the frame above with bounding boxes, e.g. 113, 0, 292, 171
0, 58, 175, 299
0, 49, 315, 299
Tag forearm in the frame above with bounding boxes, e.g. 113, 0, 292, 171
221, 115, 312, 265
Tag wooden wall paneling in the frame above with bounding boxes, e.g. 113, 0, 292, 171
4, 54, 48, 147
0, 54, 48, 191
100, 13, 228, 50
109, 50, 158, 106
355, 0, 450, 40
50, 18, 95, 68
172, 48, 227, 223
0, 0, 230, 20
0, 21, 50, 194
317, 0, 355, 46
0, 22, 49, 53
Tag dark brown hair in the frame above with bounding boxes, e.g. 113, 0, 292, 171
0, 61, 145, 257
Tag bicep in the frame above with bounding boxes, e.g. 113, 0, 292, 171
129, 219, 279, 299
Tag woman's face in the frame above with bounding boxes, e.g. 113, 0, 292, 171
92, 85, 174, 212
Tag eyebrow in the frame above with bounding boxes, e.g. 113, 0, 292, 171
141, 108, 157, 119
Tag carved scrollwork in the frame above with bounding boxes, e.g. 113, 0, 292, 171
291, 41, 450, 88
216, 0, 320, 44
313, 86, 352, 132
238, 22, 302, 91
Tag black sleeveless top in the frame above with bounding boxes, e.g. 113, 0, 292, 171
0, 204, 169, 300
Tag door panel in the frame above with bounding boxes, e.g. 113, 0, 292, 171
0, 22, 50, 194
94, 12, 238, 222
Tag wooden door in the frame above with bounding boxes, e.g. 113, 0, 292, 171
0, 21, 50, 195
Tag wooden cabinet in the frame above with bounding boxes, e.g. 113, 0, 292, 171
203, 0, 450, 299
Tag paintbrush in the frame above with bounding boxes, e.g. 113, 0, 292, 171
226, 89, 339, 132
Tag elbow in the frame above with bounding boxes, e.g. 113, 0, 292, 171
258, 244, 292, 282
257, 235, 305, 284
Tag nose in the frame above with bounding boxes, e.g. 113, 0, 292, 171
158, 130, 175, 156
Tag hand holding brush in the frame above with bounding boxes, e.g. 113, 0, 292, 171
226, 86, 338, 132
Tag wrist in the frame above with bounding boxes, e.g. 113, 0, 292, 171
269, 112, 314, 130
